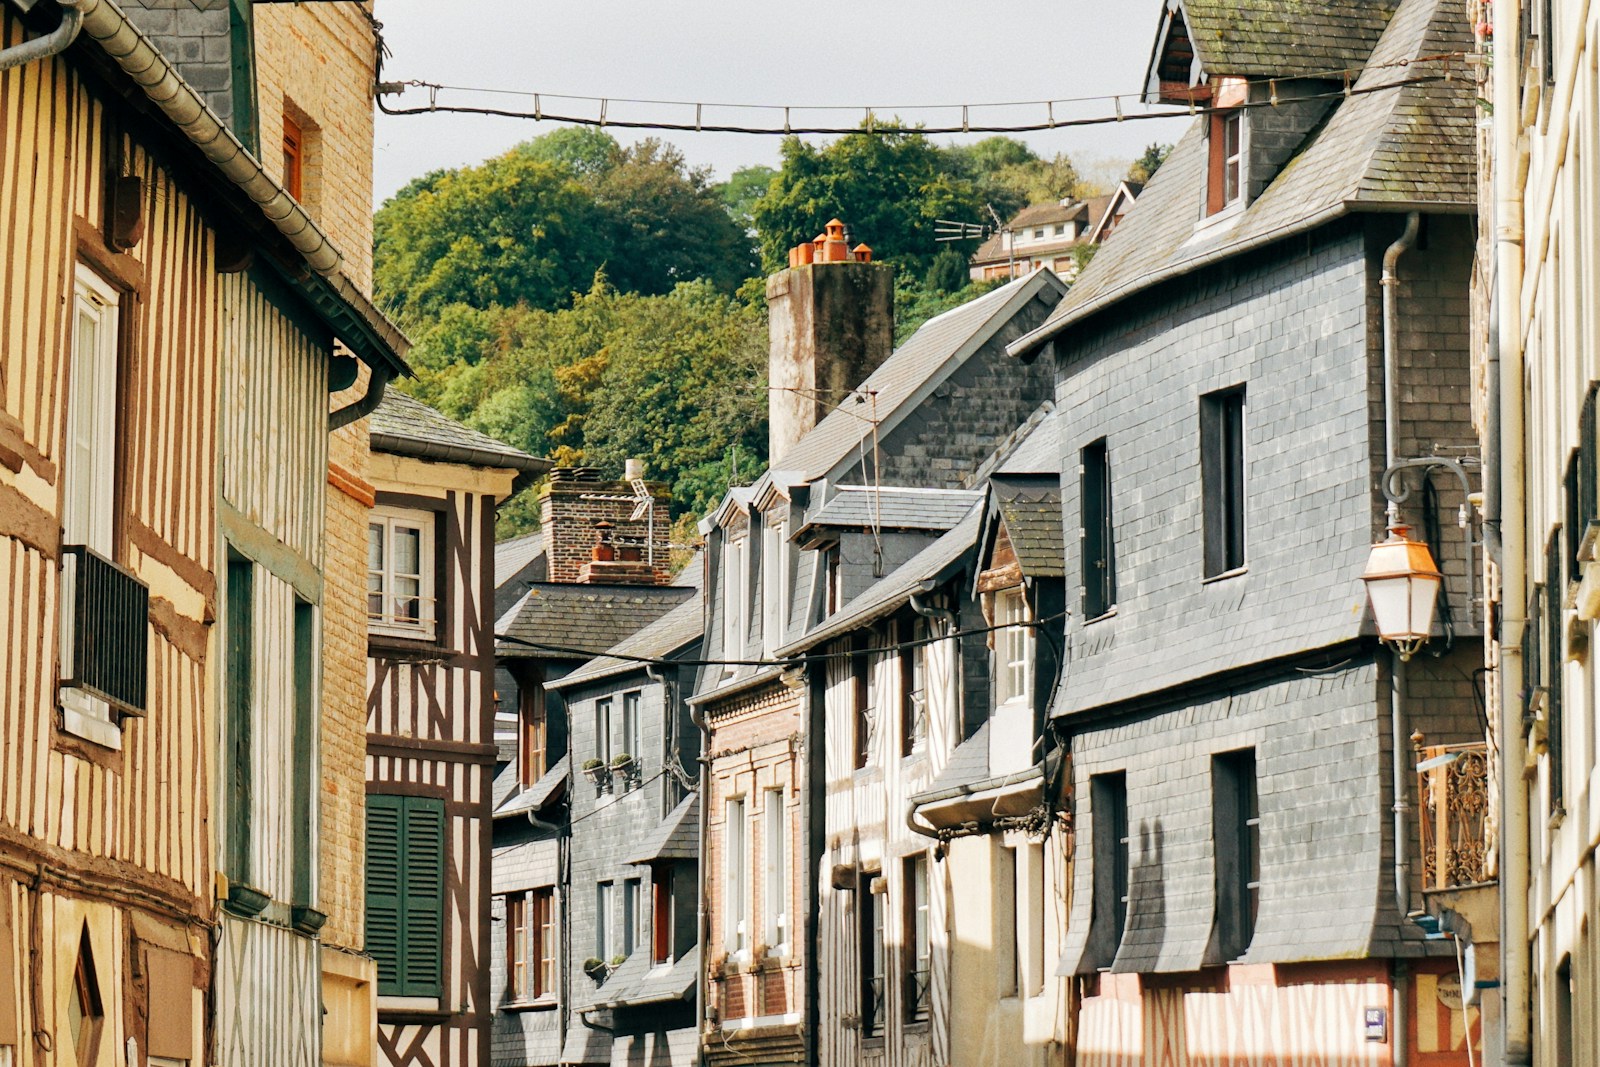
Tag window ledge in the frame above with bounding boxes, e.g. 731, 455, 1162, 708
503, 997, 558, 1013
1083, 608, 1118, 626
1189, 201, 1245, 243
61, 705, 122, 750
1202, 566, 1248, 585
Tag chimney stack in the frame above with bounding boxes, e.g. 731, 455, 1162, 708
767, 220, 895, 465
539, 463, 672, 585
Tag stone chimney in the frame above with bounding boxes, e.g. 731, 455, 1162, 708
539, 464, 672, 585
766, 220, 895, 465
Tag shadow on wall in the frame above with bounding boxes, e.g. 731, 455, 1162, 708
1120, 820, 1165, 971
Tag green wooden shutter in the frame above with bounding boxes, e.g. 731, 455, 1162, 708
400, 799, 446, 997
365, 796, 403, 994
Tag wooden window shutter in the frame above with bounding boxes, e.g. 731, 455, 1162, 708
1546, 531, 1565, 814
144, 948, 193, 1060
400, 799, 446, 997
365, 796, 404, 994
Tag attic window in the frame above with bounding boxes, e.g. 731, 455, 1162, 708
1208, 110, 1244, 215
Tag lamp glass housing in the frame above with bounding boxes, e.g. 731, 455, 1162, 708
1362, 526, 1442, 653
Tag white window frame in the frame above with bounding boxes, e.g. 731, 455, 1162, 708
595, 698, 613, 766
59, 265, 122, 748
724, 796, 748, 957
1221, 110, 1243, 207
621, 691, 640, 762
721, 534, 747, 678
995, 588, 1033, 707
368, 507, 437, 640
761, 515, 787, 657
763, 788, 788, 955
596, 881, 614, 960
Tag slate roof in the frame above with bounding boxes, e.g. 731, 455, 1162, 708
494, 755, 569, 819
776, 270, 1066, 484
494, 531, 545, 592
912, 723, 992, 803
548, 596, 705, 691
1168, 0, 1400, 80
626, 793, 699, 865
370, 391, 550, 477
995, 412, 1060, 477
991, 478, 1065, 579
497, 583, 696, 661
776, 504, 982, 657
796, 487, 983, 538
1015, 0, 1473, 355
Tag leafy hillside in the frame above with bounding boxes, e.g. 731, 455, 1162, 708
373, 126, 1168, 535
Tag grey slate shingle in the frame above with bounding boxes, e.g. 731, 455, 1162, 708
1175, 0, 1401, 80
796, 487, 984, 537
497, 583, 696, 661
548, 596, 705, 691
371, 390, 548, 474
1016, 0, 1473, 354
626, 794, 699, 865
992, 477, 1065, 580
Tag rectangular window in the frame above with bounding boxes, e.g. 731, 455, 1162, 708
596, 881, 614, 960
59, 265, 139, 736
623, 877, 641, 957
595, 698, 612, 767
764, 788, 788, 953
1579, 384, 1598, 561
368, 509, 436, 640
994, 588, 1032, 705
1208, 110, 1243, 213
519, 686, 547, 790
722, 536, 747, 667
1211, 749, 1259, 961
1024, 842, 1045, 997
1081, 439, 1115, 619
1201, 387, 1247, 576
282, 113, 304, 200
725, 797, 748, 954
365, 795, 446, 997
860, 871, 885, 1037
1087, 772, 1129, 969
1547, 530, 1565, 815
994, 843, 1017, 997
903, 854, 931, 1022
291, 597, 316, 907
531, 887, 556, 998
825, 544, 843, 617
225, 555, 254, 884
652, 871, 674, 964
900, 618, 929, 756
506, 893, 528, 999
621, 691, 640, 763
762, 516, 788, 656
853, 636, 873, 770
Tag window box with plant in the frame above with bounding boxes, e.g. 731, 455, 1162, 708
610, 752, 642, 789
581, 758, 612, 793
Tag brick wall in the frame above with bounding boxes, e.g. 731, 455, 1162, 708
540, 473, 673, 585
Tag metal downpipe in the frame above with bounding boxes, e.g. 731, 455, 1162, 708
0, 0, 84, 74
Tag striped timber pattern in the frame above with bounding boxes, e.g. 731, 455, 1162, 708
816, 632, 954, 1067
0, 13, 340, 1061
214, 916, 322, 1067
369, 489, 497, 1067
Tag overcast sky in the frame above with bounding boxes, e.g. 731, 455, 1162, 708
371, 1, 1194, 207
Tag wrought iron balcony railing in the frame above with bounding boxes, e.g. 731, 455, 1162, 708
60, 545, 148, 714
1416, 740, 1492, 891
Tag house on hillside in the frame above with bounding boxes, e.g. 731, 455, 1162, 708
695, 232, 1063, 1066
1008, 0, 1484, 1061
490, 469, 695, 1067
0, 1, 408, 1064
968, 187, 1140, 283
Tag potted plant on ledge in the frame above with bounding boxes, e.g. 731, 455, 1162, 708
610, 752, 640, 789
580, 758, 612, 793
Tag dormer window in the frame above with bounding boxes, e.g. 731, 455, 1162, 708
1208, 110, 1244, 215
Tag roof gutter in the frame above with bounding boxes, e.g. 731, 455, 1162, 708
70, 0, 411, 378
0, 0, 84, 73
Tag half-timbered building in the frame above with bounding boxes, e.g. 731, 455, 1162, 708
363, 391, 547, 1067
0, 0, 408, 1064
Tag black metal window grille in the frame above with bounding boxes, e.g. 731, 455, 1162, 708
59, 545, 147, 714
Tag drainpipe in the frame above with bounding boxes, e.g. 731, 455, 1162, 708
1380, 213, 1421, 935
1494, 0, 1531, 1059
690, 700, 710, 1067
329, 364, 392, 432
0, 0, 84, 73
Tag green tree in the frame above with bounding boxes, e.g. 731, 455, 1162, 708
751, 123, 984, 274
925, 248, 970, 293
515, 126, 622, 180
719, 164, 777, 235
1127, 142, 1173, 184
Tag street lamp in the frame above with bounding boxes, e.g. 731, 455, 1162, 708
1362, 524, 1442, 660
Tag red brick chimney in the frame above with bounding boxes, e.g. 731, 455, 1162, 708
767, 220, 895, 465
538, 460, 672, 585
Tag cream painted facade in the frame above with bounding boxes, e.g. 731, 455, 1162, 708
1486, 1, 1600, 1065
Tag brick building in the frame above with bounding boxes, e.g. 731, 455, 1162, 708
1008, 0, 1485, 1062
